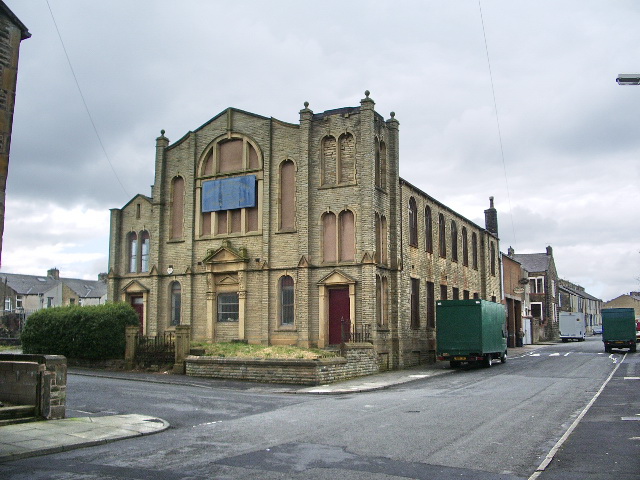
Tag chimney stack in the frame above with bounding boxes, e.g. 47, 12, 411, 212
546, 246, 553, 256
484, 196, 498, 235
47, 268, 60, 280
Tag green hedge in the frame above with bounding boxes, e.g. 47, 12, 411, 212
21, 303, 139, 360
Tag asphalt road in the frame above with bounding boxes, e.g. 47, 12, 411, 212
1, 336, 636, 480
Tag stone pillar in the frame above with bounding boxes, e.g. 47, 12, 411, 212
173, 325, 191, 374
124, 325, 138, 369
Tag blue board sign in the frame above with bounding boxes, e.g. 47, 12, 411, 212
202, 175, 257, 212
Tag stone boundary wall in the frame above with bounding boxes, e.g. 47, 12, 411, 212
0, 354, 67, 419
186, 344, 379, 385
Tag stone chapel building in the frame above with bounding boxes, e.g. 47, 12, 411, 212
108, 92, 502, 370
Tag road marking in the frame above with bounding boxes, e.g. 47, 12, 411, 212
192, 420, 221, 428
624, 377, 640, 380
549, 353, 560, 357
564, 352, 571, 357
621, 417, 640, 421
529, 353, 541, 357
529, 352, 627, 479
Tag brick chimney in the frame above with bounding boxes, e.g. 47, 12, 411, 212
507, 246, 514, 257
47, 268, 60, 280
484, 196, 498, 235
546, 246, 553, 257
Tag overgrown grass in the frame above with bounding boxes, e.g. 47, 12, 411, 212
0, 344, 20, 353
190, 341, 336, 359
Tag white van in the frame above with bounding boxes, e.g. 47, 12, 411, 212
559, 312, 586, 342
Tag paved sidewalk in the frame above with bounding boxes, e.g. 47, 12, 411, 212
0, 414, 169, 463
0, 343, 547, 463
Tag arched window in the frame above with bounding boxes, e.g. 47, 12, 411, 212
375, 213, 381, 263
140, 231, 150, 273
438, 213, 446, 258
379, 141, 387, 190
218, 138, 244, 173
321, 136, 337, 185
375, 139, 381, 188
462, 227, 469, 267
451, 221, 458, 262
338, 133, 355, 184
322, 212, 337, 263
425, 206, 433, 253
408, 197, 418, 247
490, 241, 496, 276
472, 232, 478, 270
380, 215, 388, 265
376, 275, 389, 327
280, 275, 294, 326
339, 210, 355, 262
170, 281, 181, 326
279, 160, 295, 231
127, 232, 138, 273
171, 176, 184, 240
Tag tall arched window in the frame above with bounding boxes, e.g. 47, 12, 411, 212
127, 232, 138, 273
379, 141, 387, 190
171, 176, 184, 240
322, 212, 337, 263
451, 220, 458, 262
472, 232, 478, 270
338, 133, 355, 184
380, 215, 388, 265
375, 213, 381, 263
438, 213, 446, 258
280, 275, 294, 326
425, 206, 433, 253
140, 231, 150, 273
279, 160, 295, 231
339, 210, 355, 262
376, 275, 389, 327
490, 241, 496, 276
462, 227, 469, 267
375, 139, 381, 188
170, 281, 181, 326
321, 136, 337, 185
409, 197, 418, 247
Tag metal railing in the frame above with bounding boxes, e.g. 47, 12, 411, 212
341, 318, 372, 344
136, 332, 175, 366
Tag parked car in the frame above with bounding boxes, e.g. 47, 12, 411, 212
592, 325, 602, 335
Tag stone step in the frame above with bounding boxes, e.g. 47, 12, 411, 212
0, 404, 36, 421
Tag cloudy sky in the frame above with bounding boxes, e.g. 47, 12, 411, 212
2, 1, 639, 302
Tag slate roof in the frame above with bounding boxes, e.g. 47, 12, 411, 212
0, 272, 106, 299
559, 284, 601, 302
511, 253, 551, 274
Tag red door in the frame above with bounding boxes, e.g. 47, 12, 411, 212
329, 288, 350, 345
130, 296, 144, 334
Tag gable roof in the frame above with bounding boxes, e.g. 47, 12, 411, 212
0, 272, 106, 299
61, 277, 107, 299
511, 253, 551, 274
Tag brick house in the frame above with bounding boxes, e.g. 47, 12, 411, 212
502, 250, 531, 347
603, 292, 640, 321
558, 279, 602, 334
509, 246, 559, 342
108, 92, 501, 369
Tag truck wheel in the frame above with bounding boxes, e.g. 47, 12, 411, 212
500, 351, 507, 364
604, 346, 610, 353
483, 354, 492, 368
562, 338, 568, 343
631, 344, 637, 353
450, 360, 461, 368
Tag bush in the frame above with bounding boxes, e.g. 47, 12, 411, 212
21, 303, 139, 360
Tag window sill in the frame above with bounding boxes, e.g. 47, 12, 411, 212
318, 182, 358, 190
276, 228, 297, 234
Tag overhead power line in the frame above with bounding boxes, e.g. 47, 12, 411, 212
46, 0, 129, 198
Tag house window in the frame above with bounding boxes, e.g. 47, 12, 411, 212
280, 276, 294, 326
451, 221, 458, 262
438, 214, 446, 258
463, 290, 470, 300
409, 197, 418, 247
425, 206, 433, 253
411, 278, 420, 330
140, 231, 150, 273
69, 298, 75, 305
531, 302, 543, 320
4, 297, 10, 311
440, 284, 448, 300
279, 160, 295, 231
16, 295, 23, 309
47, 297, 53, 308
426, 281, 435, 328
170, 281, 181, 326
473, 292, 480, 299
376, 275, 388, 327
128, 232, 138, 273
452, 287, 459, 300
375, 213, 388, 265
472, 232, 478, 270
170, 176, 184, 240
218, 293, 239, 322
462, 227, 468, 266
530, 277, 545, 293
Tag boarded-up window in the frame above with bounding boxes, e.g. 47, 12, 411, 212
462, 227, 469, 266
322, 136, 337, 185
171, 176, 184, 239
170, 282, 181, 326
217, 211, 228, 235
339, 210, 355, 262
339, 133, 355, 183
246, 206, 259, 232
323, 212, 337, 263
248, 143, 259, 169
440, 284, 448, 300
438, 213, 446, 258
451, 221, 458, 262
379, 141, 387, 190
280, 160, 295, 230
426, 281, 435, 328
381, 215, 388, 265
375, 213, 381, 263
202, 212, 212, 236
218, 139, 243, 173
202, 150, 213, 175
230, 209, 242, 233
280, 275, 294, 326
472, 232, 478, 270
411, 278, 420, 330
425, 206, 433, 253
409, 197, 418, 247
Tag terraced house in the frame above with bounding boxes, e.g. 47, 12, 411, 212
108, 92, 501, 369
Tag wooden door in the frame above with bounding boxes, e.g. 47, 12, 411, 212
329, 288, 350, 345
130, 296, 144, 334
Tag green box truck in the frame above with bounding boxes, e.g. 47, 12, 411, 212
436, 299, 508, 368
602, 308, 636, 353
